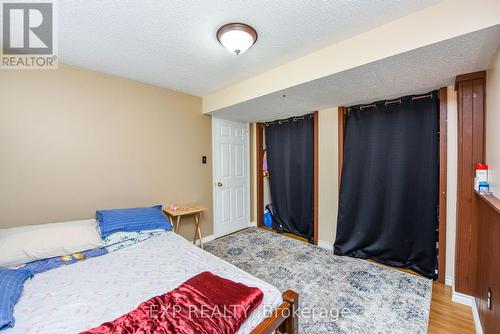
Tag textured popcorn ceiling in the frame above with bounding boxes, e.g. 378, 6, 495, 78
211, 25, 500, 122
59, 0, 442, 96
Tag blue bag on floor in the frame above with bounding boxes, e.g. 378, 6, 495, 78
263, 209, 273, 228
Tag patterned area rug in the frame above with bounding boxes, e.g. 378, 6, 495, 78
205, 228, 432, 334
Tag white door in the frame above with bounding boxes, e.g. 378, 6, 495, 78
212, 117, 250, 237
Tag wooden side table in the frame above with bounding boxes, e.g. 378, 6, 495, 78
163, 205, 207, 249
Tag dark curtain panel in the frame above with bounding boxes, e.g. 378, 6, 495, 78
265, 114, 314, 241
334, 92, 439, 279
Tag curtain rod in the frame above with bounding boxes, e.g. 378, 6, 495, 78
350, 92, 434, 112
265, 114, 313, 126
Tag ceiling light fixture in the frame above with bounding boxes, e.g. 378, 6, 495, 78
217, 23, 257, 55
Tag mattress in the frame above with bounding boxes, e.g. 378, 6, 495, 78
6, 232, 282, 334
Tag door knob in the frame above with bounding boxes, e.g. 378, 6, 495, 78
217, 182, 223, 187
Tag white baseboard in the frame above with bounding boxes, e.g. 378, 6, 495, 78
451, 290, 483, 334
249, 221, 257, 227
445, 276, 454, 287
317, 240, 334, 250
452, 291, 474, 306
194, 234, 215, 246
471, 298, 483, 334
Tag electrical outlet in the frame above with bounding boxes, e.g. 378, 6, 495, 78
487, 288, 492, 310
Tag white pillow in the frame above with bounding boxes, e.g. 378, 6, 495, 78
0, 219, 104, 268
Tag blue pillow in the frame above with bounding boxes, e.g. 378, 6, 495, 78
0, 268, 33, 330
96, 205, 172, 238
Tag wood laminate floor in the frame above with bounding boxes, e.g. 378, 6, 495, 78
428, 281, 475, 334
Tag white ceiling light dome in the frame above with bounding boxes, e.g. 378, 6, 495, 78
217, 23, 258, 55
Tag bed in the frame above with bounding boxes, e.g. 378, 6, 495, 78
4, 231, 298, 334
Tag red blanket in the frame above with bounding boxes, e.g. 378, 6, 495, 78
81, 271, 264, 334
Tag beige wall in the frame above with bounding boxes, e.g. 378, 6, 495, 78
318, 108, 339, 245
0, 64, 213, 240
486, 47, 500, 197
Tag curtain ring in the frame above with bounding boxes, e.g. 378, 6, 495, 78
384, 99, 401, 106
360, 103, 376, 110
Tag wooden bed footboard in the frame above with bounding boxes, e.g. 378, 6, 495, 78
250, 290, 299, 334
